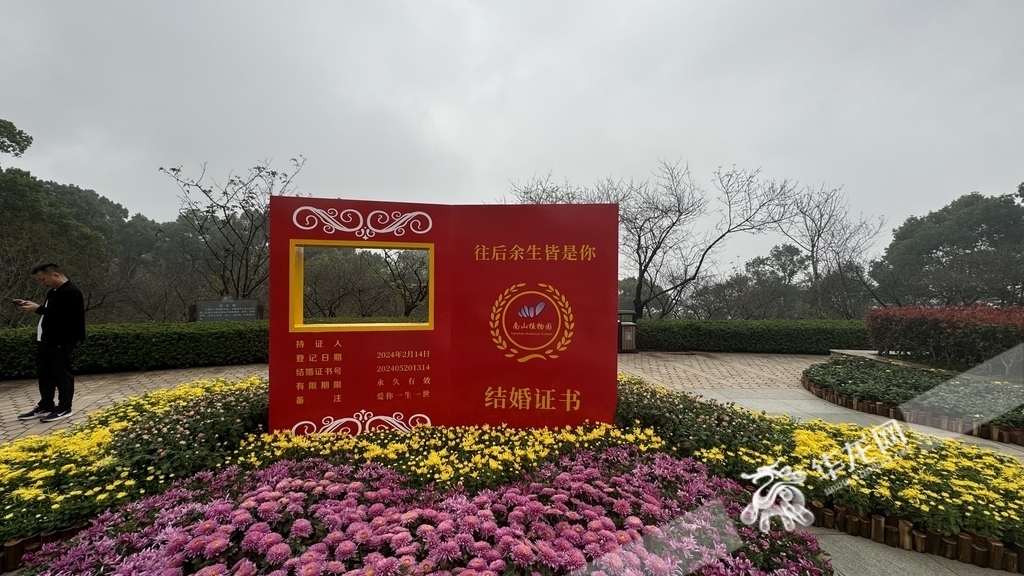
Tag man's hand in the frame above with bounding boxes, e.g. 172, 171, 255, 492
13, 299, 40, 313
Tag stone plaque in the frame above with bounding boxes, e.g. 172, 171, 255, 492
194, 299, 261, 322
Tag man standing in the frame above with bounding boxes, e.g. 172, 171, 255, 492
14, 263, 86, 423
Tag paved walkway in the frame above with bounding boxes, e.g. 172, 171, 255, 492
3, 352, 1021, 575
0, 364, 269, 443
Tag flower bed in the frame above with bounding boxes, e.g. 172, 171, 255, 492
0, 377, 268, 542
23, 449, 831, 576
803, 357, 1024, 431
9, 371, 1024, 573
694, 420, 1024, 544
616, 374, 1024, 568
228, 424, 663, 492
614, 374, 796, 478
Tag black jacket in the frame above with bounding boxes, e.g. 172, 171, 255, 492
34, 280, 86, 345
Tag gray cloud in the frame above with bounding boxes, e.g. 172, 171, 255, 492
3, 0, 1022, 266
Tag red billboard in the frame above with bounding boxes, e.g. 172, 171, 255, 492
268, 197, 618, 433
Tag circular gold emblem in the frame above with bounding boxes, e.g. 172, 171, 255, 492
490, 283, 573, 362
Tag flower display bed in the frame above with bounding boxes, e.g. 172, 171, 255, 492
620, 377, 1024, 573
20, 450, 830, 575
802, 357, 1024, 445
2, 375, 832, 575
5, 372, 1024, 573
693, 416, 1024, 572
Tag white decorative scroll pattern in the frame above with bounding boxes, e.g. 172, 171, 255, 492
291, 206, 432, 238
292, 207, 363, 234
291, 410, 431, 435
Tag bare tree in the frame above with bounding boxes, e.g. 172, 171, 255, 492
302, 248, 414, 320
378, 249, 430, 318
647, 166, 796, 319
824, 211, 887, 316
777, 185, 884, 317
507, 160, 796, 319
125, 224, 219, 321
159, 157, 305, 301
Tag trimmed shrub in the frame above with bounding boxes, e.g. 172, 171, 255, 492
0, 321, 268, 380
866, 305, 1024, 368
636, 319, 869, 354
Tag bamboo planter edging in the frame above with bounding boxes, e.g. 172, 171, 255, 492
801, 374, 1024, 446
805, 499, 1023, 573
2, 522, 87, 574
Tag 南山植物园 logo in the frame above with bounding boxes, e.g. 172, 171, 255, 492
490, 283, 573, 362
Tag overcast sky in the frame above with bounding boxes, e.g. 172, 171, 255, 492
3, 1, 1022, 271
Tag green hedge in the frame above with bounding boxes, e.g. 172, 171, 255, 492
0, 318, 869, 379
0, 321, 268, 380
866, 305, 1024, 369
636, 319, 869, 354
306, 316, 423, 324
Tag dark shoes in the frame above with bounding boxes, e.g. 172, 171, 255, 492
41, 409, 73, 423
17, 406, 52, 420
17, 406, 72, 422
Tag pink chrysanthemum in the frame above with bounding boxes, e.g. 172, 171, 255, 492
394, 544, 420, 556
536, 541, 560, 567
436, 520, 455, 536
241, 531, 263, 552
335, 540, 357, 560
260, 532, 284, 552
561, 548, 588, 572
184, 536, 207, 558
266, 542, 292, 565
478, 521, 498, 537
511, 543, 535, 566
165, 531, 190, 555
195, 520, 219, 535
207, 501, 235, 520
194, 563, 229, 576
257, 501, 283, 521
390, 530, 412, 548
373, 557, 400, 576
296, 562, 325, 576
231, 558, 259, 576
300, 550, 327, 564
290, 519, 314, 539
203, 534, 230, 558
323, 531, 344, 548
230, 510, 254, 528
433, 540, 461, 562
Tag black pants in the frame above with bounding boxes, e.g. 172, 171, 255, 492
37, 341, 74, 411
